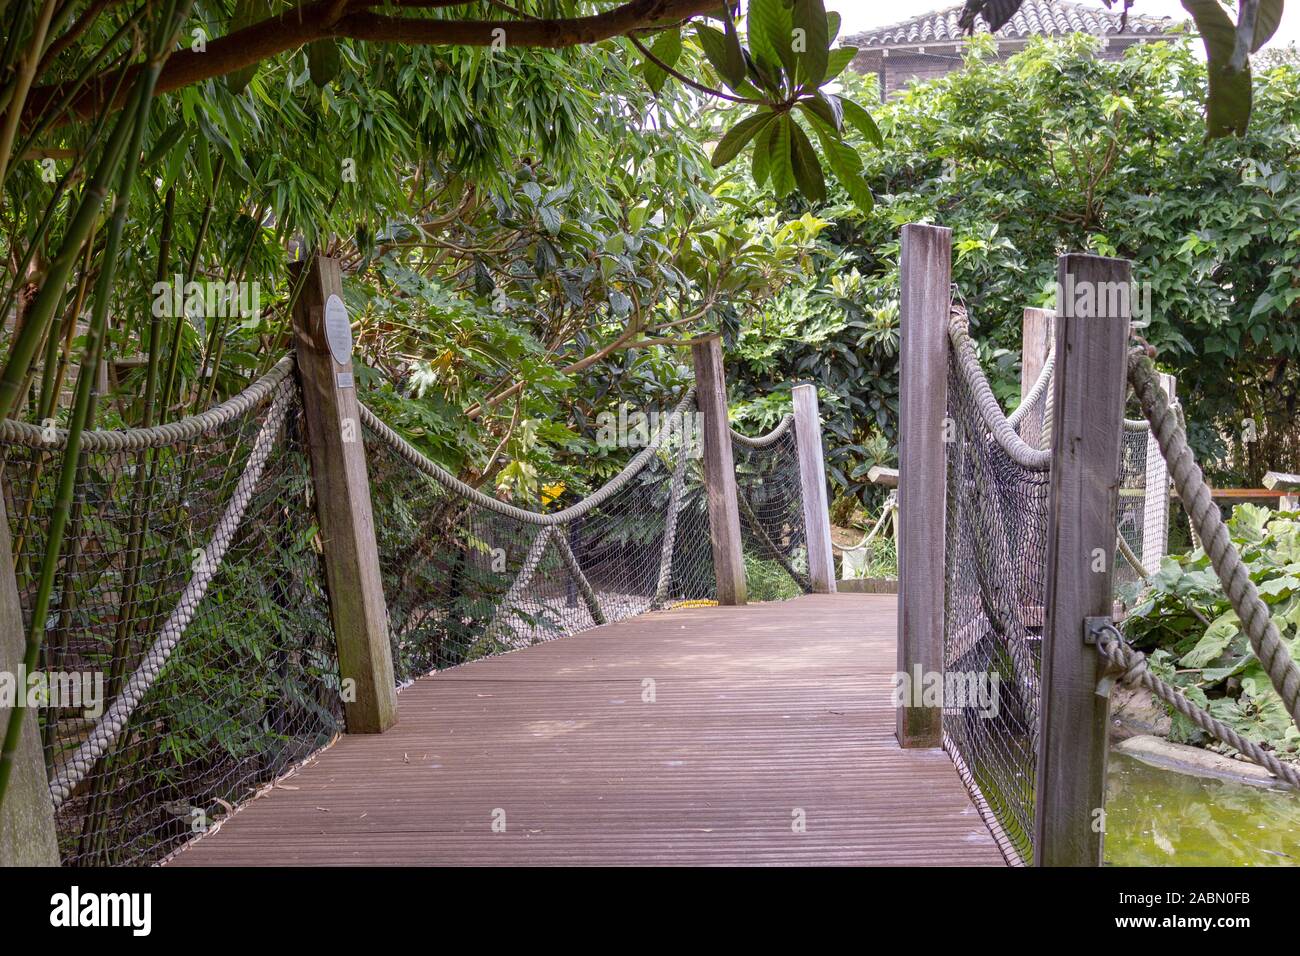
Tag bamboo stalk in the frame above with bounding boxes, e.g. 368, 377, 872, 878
0, 28, 164, 811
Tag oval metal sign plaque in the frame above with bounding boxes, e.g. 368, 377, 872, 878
323, 294, 352, 367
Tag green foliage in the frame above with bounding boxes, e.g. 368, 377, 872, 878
651, 1, 879, 208
744, 552, 803, 602
964, 0, 1284, 137
1123, 505, 1300, 760
731, 38, 1300, 515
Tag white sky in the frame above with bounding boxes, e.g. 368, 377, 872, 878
835, 0, 1300, 48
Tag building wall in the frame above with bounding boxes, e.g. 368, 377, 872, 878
851, 37, 1158, 101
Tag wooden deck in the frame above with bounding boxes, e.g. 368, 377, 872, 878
169, 593, 1004, 866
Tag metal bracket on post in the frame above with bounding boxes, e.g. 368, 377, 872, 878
1084, 617, 1119, 699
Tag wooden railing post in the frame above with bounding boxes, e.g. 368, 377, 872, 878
1140, 373, 1176, 574
896, 223, 951, 748
1019, 307, 1054, 448
1034, 254, 1132, 866
0, 493, 59, 865
691, 335, 746, 605
792, 383, 836, 594
291, 256, 398, 733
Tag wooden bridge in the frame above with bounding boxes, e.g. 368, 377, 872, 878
168, 594, 1003, 866
7, 229, 1227, 870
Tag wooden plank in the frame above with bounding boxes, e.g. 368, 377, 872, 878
1034, 254, 1132, 867
167, 595, 1004, 867
1019, 307, 1054, 448
867, 465, 899, 487
0, 492, 60, 865
896, 223, 951, 748
691, 335, 746, 605
1264, 471, 1300, 491
1140, 373, 1174, 574
792, 383, 836, 594
291, 256, 398, 733
1264, 472, 1300, 509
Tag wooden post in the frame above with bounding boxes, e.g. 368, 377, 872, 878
291, 256, 398, 733
691, 335, 746, 606
1019, 308, 1054, 448
1140, 373, 1175, 574
1034, 254, 1132, 867
896, 223, 951, 748
792, 383, 836, 594
0, 493, 60, 865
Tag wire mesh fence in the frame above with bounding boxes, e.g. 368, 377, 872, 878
363, 392, 719, 684
0, 374, 342, 866
0, 352, 816, 864
731, 420, 811, 599
943, 358, 1050, 867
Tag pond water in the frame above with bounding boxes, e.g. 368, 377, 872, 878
1104, 752, 1300, 866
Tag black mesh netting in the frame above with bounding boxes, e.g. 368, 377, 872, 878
944, 359, 1050, 866
1115, 422, 1173, 597
364, 397, 719, 683
1, 386, 342, 866
731, 423, 811, 599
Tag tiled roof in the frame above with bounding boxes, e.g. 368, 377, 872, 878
845, 0, 1179, 48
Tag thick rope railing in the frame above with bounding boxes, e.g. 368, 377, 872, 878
1094, 623, 1300, 789
728, 414, 793, 449
0, 355, 295, 451
553, 529, 607, 626
1128, 349, 1300, 732
1006, 349, 1054, 431
47, 377, 297, 807
359, 386, 697, 527
472, 526, 555, 656
948, 307, 1051, 471
1008, 347, 1159, 446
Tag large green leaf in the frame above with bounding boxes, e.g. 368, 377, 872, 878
1182, 0, 1253, 137
767, 114, 795, 198
823, 46, 857, 84
747, 0, 795, 89
751, 116, 778, 187
225, 0, 262, 93
711, 109, 777, 168
695, 23, 746, 90
641, 26, 682, 95
308, 39, 342, 87
1252, 0, 1285, 52
840, 97, 883, 148
788, 118, 826, 203
792, 0, 829, 89
802, 107, 875, 211
1180, 610, 1240, 668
